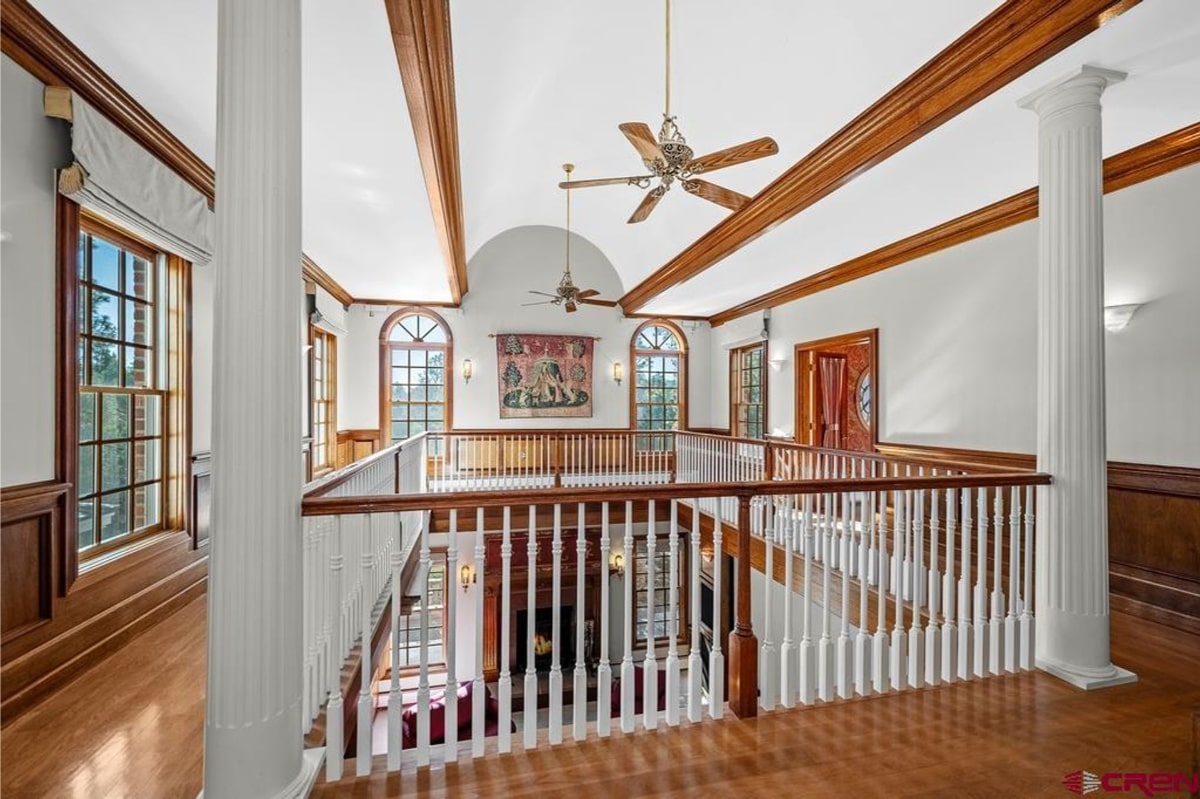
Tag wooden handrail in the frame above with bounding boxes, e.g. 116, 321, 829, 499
302, 471, 1051, 516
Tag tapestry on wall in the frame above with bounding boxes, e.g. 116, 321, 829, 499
495, 333, 594, 418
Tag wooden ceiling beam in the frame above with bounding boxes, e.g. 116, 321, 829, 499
619, 0, 1142, 313
708, 121, 1200, 326
302, 255, 354, 309
383, 0, 468, 305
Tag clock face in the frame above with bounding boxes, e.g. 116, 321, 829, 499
856, 372, 871, 428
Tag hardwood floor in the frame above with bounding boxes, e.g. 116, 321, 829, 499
0, 595, 207, 799
2, 596, 1196, 798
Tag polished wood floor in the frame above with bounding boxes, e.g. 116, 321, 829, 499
3, 596, 1197, 798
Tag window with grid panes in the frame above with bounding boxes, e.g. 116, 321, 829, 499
311, 327, 336, 472
395, 556, 446, 668
732, 342, 766, 439
632, 322, 686, 449
76, 224, 165, 552
384, 312, 449, 443
633, 535, 680, 643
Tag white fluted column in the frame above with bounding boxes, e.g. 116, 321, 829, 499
1019, 66, 1135, 691
203, 1, 318, 797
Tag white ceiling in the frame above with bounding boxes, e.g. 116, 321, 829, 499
645, 0, 1200, 315
451, 0, 1004, 300
31, 0, 448, 302
26, 1, 1200, 313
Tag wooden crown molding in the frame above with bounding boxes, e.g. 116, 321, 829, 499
384, 0, 468, 305
709, 121, 1200, 325
1, 0, 215, 203
302, 255, 353, 309
619, 0, 1141, 313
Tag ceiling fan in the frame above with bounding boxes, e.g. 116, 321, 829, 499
524, 164, 619, 313
562, 0, 779, 224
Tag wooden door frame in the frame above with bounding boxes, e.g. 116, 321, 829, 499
794, 329, 878, 447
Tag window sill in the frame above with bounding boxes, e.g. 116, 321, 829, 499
74, 528, 194, 591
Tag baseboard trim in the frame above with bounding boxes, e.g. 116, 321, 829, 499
1, 567, 207, 724
1110, 592, 1200, 636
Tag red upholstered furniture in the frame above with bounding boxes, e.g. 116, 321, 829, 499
400, 681, 510, 749
610, 665, 668, 715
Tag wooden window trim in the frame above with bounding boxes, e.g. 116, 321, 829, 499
730, 341, 767, 439
59, 201, 192, 585
629, 318, 688, 433
378, 306, 453, 446
310, 325, 337, 475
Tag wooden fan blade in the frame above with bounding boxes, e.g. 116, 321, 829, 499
628, 185, 667, 224
578, 297, 619, 307
559, 176, 653, 190
565, 301, 578, 313
682, 179, 750, 212
687, 136, 778, 175
576, 288, 599, 299
619, 122, 664, 164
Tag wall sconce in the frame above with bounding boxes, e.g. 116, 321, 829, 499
700, 545, 714, 565
609, 552, 624, 576
612, 362, 624, 385
461, 358, 473, 383
460, 563, 475, 591
1104, 304, 1142, 333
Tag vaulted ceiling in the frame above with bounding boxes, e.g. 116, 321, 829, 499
25, 0, 1200, 317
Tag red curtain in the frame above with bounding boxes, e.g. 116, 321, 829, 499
818, 355, 847, 449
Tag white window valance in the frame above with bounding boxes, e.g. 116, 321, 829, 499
47, 88, 214, 264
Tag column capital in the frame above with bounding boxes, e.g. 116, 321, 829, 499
1018, 64, 1126, 117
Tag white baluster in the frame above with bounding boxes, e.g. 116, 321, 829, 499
1020, 485, 1035, 670
642, 500, 659, 729
598, 502, 613, 737
358, 520, 376, 775
472, 507, 486, 757
761, 500, 778, 710
836, 490, 853, 699
549, 504, 563, 745
942, 489, 958, 684
445, 510, 459, 761
498, 506, 512, 753
710, 501, 725, 719
687, 499, 703, 722
386, 518, 402, 771
974, 488, 988, 678
990, 488, 1005, 675
958, 487, 974, 681
620, 501, 636, 733
872, 488, 889, 695
665, 501, 681, 726
819, 491, 834, 702
889, 487, 907, 691
855, 487, 871, 696
908, 487, 924, 689
524, 506, 538, 749
326, 516, 344, 782
781, 496, 797, 707
413, 510, 431, 770
1005, 486, 1020, 673
925, 489, 942, 687
800, 495, 816, 704
574, 503, 587, 741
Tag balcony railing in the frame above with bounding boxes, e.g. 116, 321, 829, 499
299, 429, 1049, 782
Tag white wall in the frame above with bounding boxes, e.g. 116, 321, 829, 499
1, 55, 71, 486
711, 163, 1200, 468
340, 225, 713, 432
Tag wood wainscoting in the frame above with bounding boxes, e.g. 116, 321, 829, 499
0, 480, 208, 724
875, 442, 1200, 634
337, 429, 382, 469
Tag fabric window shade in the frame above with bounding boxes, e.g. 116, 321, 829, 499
818, 355, 847, 449
57, 94, 214, 264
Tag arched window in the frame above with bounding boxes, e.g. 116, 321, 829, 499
380, 308, 452, 444
630, 320, 687, 432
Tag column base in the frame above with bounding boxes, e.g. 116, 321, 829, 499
198, 748, 324, 799
1037, 658, 1137, 690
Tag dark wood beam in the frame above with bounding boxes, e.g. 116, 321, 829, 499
383, 0, 468, 304
619, 0, 1142, 312
709, 121, 1200, 326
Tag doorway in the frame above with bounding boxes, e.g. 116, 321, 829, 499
795, 330, 877, 452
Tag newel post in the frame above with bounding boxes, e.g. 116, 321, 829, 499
728, 492, 758, 718
764, 441, 775, 481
